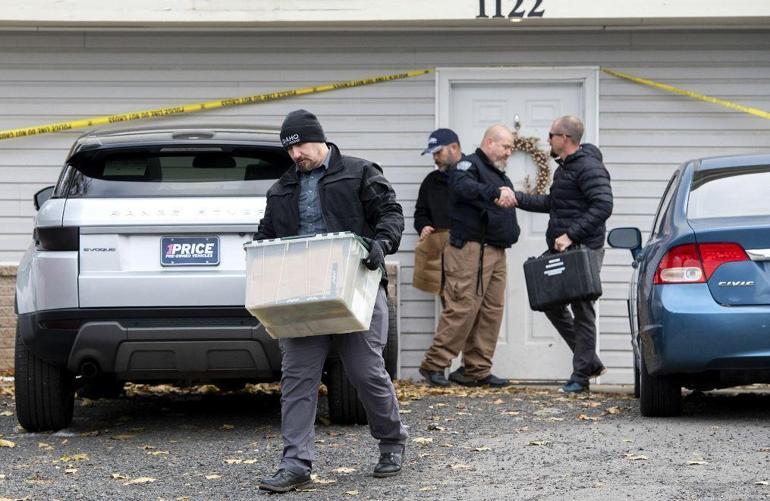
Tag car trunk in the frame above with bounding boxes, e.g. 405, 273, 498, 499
690, 217, 770, 306
65, 197, 265, 308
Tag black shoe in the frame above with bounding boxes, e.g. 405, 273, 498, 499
449, 366, 475, 386
373, 450, 403, 478
477, 374, 510, 388
258, 469, 312, 493
559, 381, 589, 394
419, 368, 449, 387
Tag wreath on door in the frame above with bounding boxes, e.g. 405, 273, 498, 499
514, 136, 552, 195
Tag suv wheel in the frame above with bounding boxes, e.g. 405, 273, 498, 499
327, 297, 399, 425
383, 297, 399, 379
14, 326, 75, 431
326, 360, 367, 425
639, 352, 681, 417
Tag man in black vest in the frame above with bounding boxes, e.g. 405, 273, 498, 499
256, 110, 408, 493
419, 124, 520, 388
510, 115, 614, 393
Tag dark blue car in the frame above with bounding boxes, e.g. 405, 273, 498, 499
608, 154, 770, 416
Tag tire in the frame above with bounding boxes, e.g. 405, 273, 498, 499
633, 352, 641, 399
14, 325, 75, 432
639, 352, 681, 417
326, 360, 367, 425
383, 297, 399, 380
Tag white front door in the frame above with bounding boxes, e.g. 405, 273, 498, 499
438, 68, 599, 381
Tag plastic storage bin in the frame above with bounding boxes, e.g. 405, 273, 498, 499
244, 232, 382, 338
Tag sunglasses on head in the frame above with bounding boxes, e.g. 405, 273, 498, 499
548, 132, 570, 139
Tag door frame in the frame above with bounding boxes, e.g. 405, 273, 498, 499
433, 66, 602, 379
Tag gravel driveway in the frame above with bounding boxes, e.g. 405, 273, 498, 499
1, 379, 769, 500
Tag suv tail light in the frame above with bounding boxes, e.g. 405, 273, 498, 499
34, 226, 79, 251
654, 242, 749, 284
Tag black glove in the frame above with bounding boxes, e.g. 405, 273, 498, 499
362, 239, 387, 271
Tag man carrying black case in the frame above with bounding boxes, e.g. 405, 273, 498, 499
507, 115, 613, 393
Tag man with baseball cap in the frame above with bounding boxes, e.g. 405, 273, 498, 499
255, 109, 408, 493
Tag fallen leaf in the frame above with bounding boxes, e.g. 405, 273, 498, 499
221, 424, 235, 430
111, 473, 129, 480
59, 453, 89, 462
759, 448, 770, 453
528, 440, 550, 446
111, 434, 135, 441
399, 409, 412, 414
473, 446, 492, 452
688, 460, 708, 465
225, 459, 242, 465
624, 453, 648, 461
427, 424, 446, 431
124, 477, 156, 485
38, 442, 54, 450
332, 467, 356, 474
449, 463, 472, 470
79, 430, 100, 437
0, 439, 15, 448
502, 411, 520, 416
546, 417, 565, 422
148, 450, 169, 456
64, 469, 78, 475
577, 414, 600, 421
205, 475, 221, 480
310, 474, 337, 485
344, 490, 359, 496
490, 399, 505, 405
419, 486, 438, 491
413, 437, 434, 445
0, 411, 12, 417
756, 481, 769, 486
605, 407, 622, 415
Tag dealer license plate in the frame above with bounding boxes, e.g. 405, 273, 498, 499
161, 236, 220, 267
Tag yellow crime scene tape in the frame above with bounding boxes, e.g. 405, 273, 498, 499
601, 68, 770, 121
1, 67, 767, 142
0, 68, 434, 141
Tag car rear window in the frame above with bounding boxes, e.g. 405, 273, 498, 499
687, 165, 770, 219
63, 146, 292, 198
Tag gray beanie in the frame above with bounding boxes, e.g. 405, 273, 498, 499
280, 109, 327, 148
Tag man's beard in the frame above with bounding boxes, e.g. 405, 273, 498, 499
549, 148, 559, 159
492, 159, 507, 170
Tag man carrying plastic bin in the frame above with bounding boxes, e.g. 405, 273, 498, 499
255, 109, 408, 493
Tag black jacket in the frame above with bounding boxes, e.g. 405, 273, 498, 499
255, 143, 404, 254
448, 148, 520, 249
413, 169, 451, 234
515, 143, 613, 250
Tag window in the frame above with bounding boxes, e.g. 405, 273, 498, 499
64, 146, 292, 198
650, 171, 680, 239
687, 165, 770, 219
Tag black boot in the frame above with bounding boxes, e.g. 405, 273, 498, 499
373, 449, 404, 478
258, 469, 311, 493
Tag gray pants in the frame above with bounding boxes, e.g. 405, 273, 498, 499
277, 287, 407, 475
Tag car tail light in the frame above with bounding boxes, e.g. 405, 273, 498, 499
654, 242, 749, 284
698, 243, 748, 279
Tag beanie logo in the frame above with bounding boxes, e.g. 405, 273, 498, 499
281, 133, 300, 147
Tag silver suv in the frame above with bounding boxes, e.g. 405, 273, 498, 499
15, 124, 397, 431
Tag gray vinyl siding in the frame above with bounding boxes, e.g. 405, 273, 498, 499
2, 29, 770, 383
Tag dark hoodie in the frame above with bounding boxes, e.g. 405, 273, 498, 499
515, 143, 613, 250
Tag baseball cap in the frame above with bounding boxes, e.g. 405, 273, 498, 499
421, 128, 460, 155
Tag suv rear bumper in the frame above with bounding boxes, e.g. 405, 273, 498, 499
17, 307, 282, 382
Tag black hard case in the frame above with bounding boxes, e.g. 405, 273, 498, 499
523, 246, 603, 311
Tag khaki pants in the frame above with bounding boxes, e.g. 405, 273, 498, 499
420, 241, 506, 380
